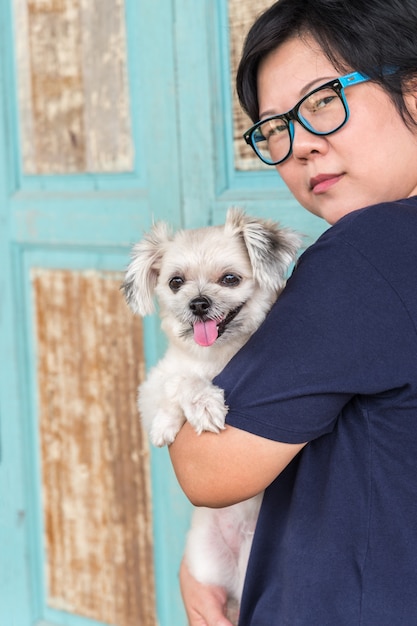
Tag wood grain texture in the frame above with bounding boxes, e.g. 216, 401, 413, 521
33, 268, 156, 625
228, 0, 272, 170
15, 0, 134, 173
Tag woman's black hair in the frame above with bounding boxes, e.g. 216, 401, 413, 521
236, 0, 417, 125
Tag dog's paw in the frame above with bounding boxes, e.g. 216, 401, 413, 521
149, 410, 184, 447
183, 385, 228, 435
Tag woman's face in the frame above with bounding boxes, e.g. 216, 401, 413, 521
257, 36, 417, 224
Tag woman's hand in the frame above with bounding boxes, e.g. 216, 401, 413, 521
179, 558, 235, 626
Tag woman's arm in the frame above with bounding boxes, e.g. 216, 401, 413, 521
169, 421, 306, 508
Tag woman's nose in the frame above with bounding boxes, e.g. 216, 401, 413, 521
291, 121, 329, 160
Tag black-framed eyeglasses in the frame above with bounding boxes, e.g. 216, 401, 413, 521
243, 71, 370, 166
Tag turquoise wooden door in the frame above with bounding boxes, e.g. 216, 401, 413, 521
0, 1, 327, 625
0, 0, 189, 625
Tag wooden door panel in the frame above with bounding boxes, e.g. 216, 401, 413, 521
33, 268, 154, 625
14, 0, 133, 175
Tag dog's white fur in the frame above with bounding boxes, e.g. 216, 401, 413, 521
123, 208, 301, 615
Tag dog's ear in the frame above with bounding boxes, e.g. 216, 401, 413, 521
225, 207, 302, 291
122, 221, 171, 316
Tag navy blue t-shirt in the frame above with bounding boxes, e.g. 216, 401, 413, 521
215, 198, 417, 625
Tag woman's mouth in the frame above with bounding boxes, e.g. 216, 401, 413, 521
310, 173, 344, 194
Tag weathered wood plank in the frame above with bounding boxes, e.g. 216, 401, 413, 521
33, 268, 156, 626
15, 0, 133, 173
228, 0, 272, 170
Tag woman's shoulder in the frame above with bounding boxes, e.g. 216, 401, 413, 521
309, 196, 417, 256
331, 195, 417, 237
296, 196, 417, 297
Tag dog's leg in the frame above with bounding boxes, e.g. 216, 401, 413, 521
168, 376, 228, 435
149, 406, 186, 447
138, 370, 186, 447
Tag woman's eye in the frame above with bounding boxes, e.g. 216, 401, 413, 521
220, 274, 241, 287
262, 119, 287, 138
169, 276, 184, 292
306, 91, 338, 113
313, 95, 336, 110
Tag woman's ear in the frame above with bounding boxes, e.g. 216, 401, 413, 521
404, 77, 417, 122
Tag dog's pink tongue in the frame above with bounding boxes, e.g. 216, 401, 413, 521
193, 320, 218, 346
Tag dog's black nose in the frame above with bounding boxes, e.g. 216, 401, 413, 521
189, 296, 212, 317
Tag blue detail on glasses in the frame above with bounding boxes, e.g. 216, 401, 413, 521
243, 71, 370, 166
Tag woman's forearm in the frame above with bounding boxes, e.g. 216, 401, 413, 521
169, 421, 306, 507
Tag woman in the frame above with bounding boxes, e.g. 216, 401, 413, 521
170, 0, 417, 624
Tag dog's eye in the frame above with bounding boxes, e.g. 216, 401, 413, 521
220, 273, 241, 287
169, 276, 184, 292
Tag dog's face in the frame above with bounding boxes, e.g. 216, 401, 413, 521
123, 208, 301, 351
154, 225, 270, 348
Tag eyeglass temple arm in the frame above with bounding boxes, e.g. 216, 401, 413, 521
339, 66, 398, 88
339, 71, 369, 88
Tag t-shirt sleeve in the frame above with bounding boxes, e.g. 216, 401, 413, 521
215, 230, 413, 443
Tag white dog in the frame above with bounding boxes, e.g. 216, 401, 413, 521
122, 208, 300, 619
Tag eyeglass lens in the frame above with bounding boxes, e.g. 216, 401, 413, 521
251, 85, 347, 165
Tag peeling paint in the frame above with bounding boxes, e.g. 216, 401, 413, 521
229, 0, 272, 171
32, 268, 155, 625
15, 0, 134, 174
